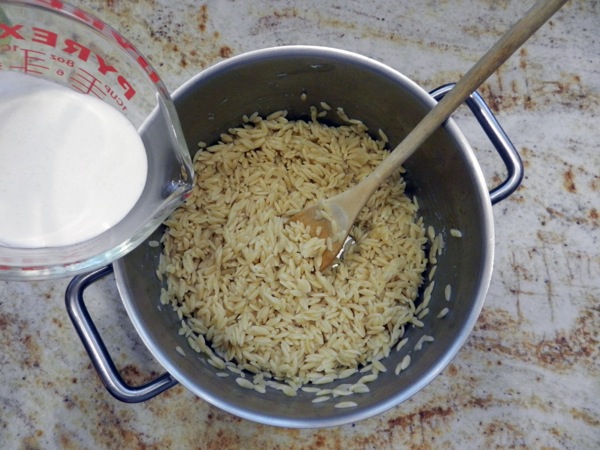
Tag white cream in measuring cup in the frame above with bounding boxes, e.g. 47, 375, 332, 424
0, 71, 148, 248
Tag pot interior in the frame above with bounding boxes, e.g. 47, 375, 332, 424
114, 46, 494, 428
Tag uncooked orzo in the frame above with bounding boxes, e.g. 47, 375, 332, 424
158, 108, 429, 393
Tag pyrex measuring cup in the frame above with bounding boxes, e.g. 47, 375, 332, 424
0, 0, 194, 280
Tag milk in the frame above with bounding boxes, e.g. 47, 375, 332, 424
0, 71, 148, 247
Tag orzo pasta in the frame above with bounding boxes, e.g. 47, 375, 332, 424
158, 108, 429, 392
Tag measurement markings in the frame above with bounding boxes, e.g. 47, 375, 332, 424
69, 67, 106, 99
9, 48, 49, 75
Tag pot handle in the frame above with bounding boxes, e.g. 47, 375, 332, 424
65, 265, 178, 403
429, 84, 523, 204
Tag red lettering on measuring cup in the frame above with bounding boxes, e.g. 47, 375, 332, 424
31, 28, 58, 47
0, 24, 25, 41
136, 56, 160, 83
63, 39, 92, 62
95, 54, 118, 76
72, 7, 105, 31
38, 0, 64, 10
110, 30, 135, 52
117, 75, 136, 100
106, 85, 125, 108
0, 16, 143, 103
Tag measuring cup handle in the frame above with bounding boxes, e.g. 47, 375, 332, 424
429, 84, 524, 204
65, 265, 178, 403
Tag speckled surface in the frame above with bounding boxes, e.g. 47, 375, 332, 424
1, 0, 599, 448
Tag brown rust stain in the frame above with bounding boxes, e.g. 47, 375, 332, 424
119, 364, 160, 386
60, 389, 170, 449
253, 7, 301, 33
387, 406, 453, 430
479, 68, 591, 114
90, 1, 237, 72
446, 363, 458, 377
519, 47, 528, 70
21, 334, 41, 370
545, 206, 566, 220
419, 406, 453, 422
198, 4, 208, 32
519, 146, 533, 168
481, 421, 527, 448
563, 165, 577, 193
477, 84, 501, 114
569, 406, 600, 428
472, 302, 599, 372
20, 430, 47, 450
51, 316, 63, 329
0, 312, 9, 330
0, 312, 43, 371
589, 208, 599, 226
272, 7, 301, 20
58, 428, 86, 450
219, 45, 233, 59
544, 205, 599, 229
509, 258, 535, 285
507, 192, 526, 205
462, 22, 497, 39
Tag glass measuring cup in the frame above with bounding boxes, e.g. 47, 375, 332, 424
0, 0, 194, 280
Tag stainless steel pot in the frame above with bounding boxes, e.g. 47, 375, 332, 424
66, 46, 523, 428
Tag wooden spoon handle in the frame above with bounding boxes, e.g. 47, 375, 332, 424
363, 0, 568, 191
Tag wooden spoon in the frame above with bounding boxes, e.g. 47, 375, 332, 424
289, 0, 568, 270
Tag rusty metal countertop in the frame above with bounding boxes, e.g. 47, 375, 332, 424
0, 0, 598, 448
